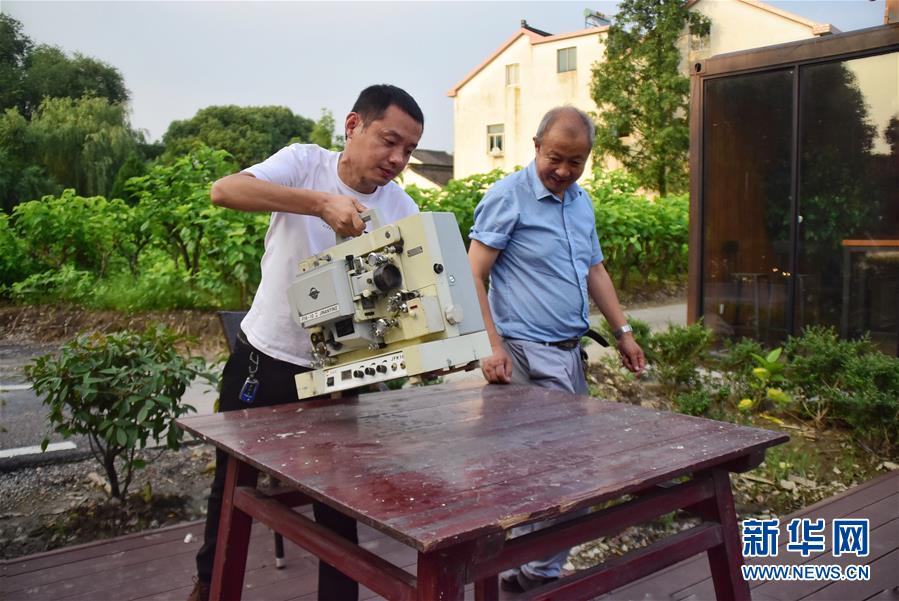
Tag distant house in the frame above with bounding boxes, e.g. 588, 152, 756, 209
447, 1, 835, 180
400, 149, 454, 190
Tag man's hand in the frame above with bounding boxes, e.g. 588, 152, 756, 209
480, 345, 513, 384
319, 193, 367, 237
617, 335, 646, 377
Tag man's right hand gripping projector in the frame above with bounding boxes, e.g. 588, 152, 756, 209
287, 211, 492, 399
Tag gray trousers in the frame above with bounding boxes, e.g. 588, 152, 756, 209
502, 338, 589, 579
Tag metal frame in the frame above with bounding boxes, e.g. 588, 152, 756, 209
688, 24, 899, 327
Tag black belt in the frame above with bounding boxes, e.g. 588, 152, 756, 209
540, 329, 611, 350
541, 337, 581, 350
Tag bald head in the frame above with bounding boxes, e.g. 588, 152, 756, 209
532, 107, 594, 197
534, 106, 595, 148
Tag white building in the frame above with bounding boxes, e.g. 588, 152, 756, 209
447, 1, 835, 180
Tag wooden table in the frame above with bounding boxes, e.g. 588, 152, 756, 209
176, 381, 787, 601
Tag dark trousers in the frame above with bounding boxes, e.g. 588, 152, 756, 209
196, 332, 359, 600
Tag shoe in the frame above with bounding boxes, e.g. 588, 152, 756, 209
500, 571, 523, 593
500, 570, 559, 593
186, 578, 210, 601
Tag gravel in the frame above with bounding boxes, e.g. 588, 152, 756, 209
0, 442, 215, 559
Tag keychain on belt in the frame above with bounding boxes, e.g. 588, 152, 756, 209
239, 351, 260, 404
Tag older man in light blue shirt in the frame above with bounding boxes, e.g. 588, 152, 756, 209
468, 106, 645, 592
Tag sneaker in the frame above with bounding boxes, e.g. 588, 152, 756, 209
186, 578, 210, 601
500, 571, 523, 593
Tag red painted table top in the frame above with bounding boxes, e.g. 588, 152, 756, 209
177, 381, 786, 553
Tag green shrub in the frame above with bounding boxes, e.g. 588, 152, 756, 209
583, 169, 688, 292
10, 266, 97, 305
833, 352, 899, 449
784, 325, 878, 394
718, 337, 765, 380
10, 189, 132, 276
723, 326, 899, 452
673, 389, 711, 416
0, 212, 31, 289
647, 322, 714, 390
26, 326, 218, 500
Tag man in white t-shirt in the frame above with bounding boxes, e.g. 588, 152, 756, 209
188, 84, 423, 601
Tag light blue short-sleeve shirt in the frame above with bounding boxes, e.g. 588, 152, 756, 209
469, 161, 603, 343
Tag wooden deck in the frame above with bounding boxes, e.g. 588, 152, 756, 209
3, 471, 897, 600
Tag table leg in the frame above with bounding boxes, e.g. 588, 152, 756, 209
474, 574, 498, 601
695, 470, 750, 601
417, 549, 467, 601
210, 457, 259, 601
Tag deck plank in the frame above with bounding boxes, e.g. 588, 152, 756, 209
600, 470, 899, 600
2, 470, 896, 601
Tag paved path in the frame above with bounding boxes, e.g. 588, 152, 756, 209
584, 302, 687, 364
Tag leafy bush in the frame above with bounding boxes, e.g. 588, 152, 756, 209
646, 322, 714, 391
718, 337, 765, 380
783, 325, 878, 395
2, 145, 266, 310
583, 169, 689, 292
826, 351, 899, 450
0, 211, 31, 287
674, 389, 711, 416
716, 326, 899, 451
26, 326, 218, 500
10, 189, 131, 276
10, 266, 97, 305
735, 348, 792, 414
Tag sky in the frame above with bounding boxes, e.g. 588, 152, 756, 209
2, 1, 890, 153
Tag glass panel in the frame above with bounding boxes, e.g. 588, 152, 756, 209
798, 51, 899, 354
506, 63, 519, 85
701, 69, 794, 347
558, 47, 576, 73
487, 124, 504, 153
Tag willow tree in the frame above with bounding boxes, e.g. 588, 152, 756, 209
591, 0, 709, 195
29, 96, 138, 198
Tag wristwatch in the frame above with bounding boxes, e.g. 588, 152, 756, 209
613, 323, 633, 340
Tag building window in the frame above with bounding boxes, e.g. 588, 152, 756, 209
690, 31, 711, 51
505, 63, 520, 86
487, 124, 504, 155
557, 47, 577, 73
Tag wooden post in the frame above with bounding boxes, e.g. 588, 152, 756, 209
209, 458, 258, 601
417, 549, 467, 601
474, 574, 499, 601
696, 470, 751, 601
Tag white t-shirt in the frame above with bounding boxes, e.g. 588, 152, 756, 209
241, 144, 419, 366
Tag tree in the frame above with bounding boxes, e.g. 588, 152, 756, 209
161, 105, 314, 167
591, 0, 709, 195
28, 95, 139, 197
27, 326, 216, 500
309, 108, 343, 150
0, 107, 60, 211
16, 44, 129, 119
0, 13, 32, 113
